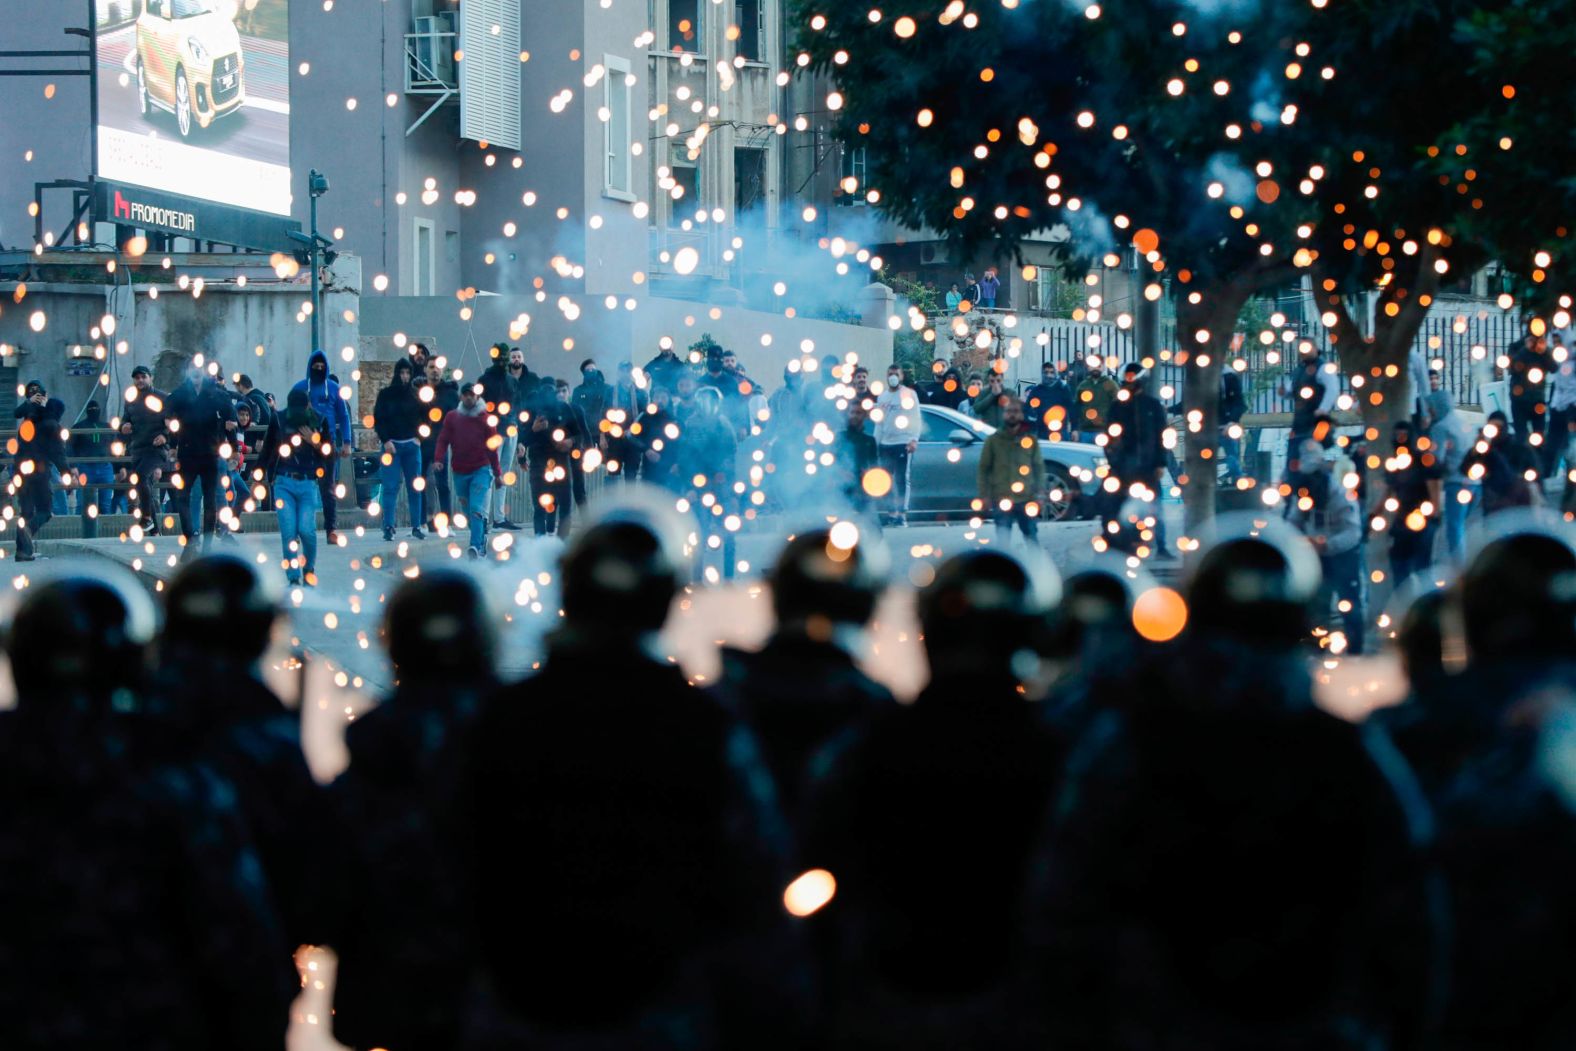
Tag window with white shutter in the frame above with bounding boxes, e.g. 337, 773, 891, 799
459, 0, 521, 151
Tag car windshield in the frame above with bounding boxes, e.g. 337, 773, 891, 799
171, 0, 216, 17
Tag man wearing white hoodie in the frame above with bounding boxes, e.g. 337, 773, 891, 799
875, 364, 923, 526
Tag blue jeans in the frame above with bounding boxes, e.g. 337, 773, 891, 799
453, 469, 494, 551
274, 475, 319, 582
1442, 480, 1476, 564
76, 464, 118, 516
1220, 428, 1242, 481
379, 439, 424, 530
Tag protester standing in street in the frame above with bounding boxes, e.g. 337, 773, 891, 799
1219, 365, 1248, 483
373, 357, 426, 542
121, 364, 170, 534
1106, 363, 1173, 558
417, 356, 461, 530
10, 389, 68, 561
978, 395, 1046, 545
434, 383, 502, 559
69, 399, 120, 528
875, 364, 922, 526
1379, 419, 1443, 587
1025, 360, 1074, 440
1286, 438, 1367, 652
970, 371, 1009, 427
291, 350, 354, 546
480, 344, 529, 532
1424, 369, 1474, 563
167, 364, 239, 552
272, 389, 331, 586
1074, 361, 1118, 441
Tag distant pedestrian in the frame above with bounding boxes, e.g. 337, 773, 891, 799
1378, 419, 1442, 587
434, 383, 503, 559
373, 357, 426, 542
417, 357, 460, 529
290, 350, 354, 546
978, 395, 1045, 544
121, 364, 171, 534
272, 389, 331, 586
1024, 360, 1074, 439
970, 371, 1008, 427
1074, 361, 1118, 439
875, 364, 922, 525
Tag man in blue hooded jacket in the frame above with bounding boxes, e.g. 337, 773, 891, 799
291, 350, 354, 544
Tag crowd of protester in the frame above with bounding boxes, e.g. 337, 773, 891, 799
1, 501, 1573, 1050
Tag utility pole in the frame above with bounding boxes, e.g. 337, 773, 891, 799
289, 169, 334, 355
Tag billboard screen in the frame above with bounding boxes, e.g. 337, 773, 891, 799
95, 0, 291, 217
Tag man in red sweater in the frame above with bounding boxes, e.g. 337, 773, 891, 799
434, 384, 503, 558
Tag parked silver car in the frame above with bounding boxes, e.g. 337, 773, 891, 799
909, 404, 1107, 521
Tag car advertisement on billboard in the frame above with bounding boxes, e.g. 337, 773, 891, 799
95, 0, 291, 217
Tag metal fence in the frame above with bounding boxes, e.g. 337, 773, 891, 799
989, 298, 1523, 414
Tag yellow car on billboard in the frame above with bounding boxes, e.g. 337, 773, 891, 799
135, 0, 245, 139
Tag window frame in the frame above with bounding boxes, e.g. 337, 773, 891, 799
602, 54, 636, 202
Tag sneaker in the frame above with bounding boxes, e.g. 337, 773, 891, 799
218, 530, 239, 545
287, 574, 302, 587
492, 518, 521, 531
466, 545, 482, 561
410, 526, 426, 540
326, 530, 342, 546
14, 553, 36, 563
383, 526, 396, 542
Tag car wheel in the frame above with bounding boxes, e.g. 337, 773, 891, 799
136, 56, 148, 116
175, 67, 191, 138
1044, 464, 1075, 522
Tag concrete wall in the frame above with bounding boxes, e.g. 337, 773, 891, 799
0, 268, 358, 416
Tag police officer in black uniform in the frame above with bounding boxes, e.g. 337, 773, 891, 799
0, 568, 294, 1049
720, 527, 895, 820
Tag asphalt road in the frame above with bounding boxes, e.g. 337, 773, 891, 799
96, 24, 289, 169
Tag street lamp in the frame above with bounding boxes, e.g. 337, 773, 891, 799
288, 168, 335, 357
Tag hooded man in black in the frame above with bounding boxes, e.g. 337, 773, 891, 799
1029, 515, 1442, 1051
69, 399, 119, 531
166, 364, 239, 550
10, 390, 68, 561
455, 508, 808, 1048
0, 571, 294, 1049
332, 569, 498, 1051
803, 548, 1063, 1049
373, 356, 427, 541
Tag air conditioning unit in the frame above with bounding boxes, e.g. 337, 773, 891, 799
413, 13, 457, 84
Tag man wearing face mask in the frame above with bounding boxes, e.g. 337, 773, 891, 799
1285, 438, 1366, 653
70, 399, 121, 531
290, 349, 354, 545
874, 365, 922, 527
